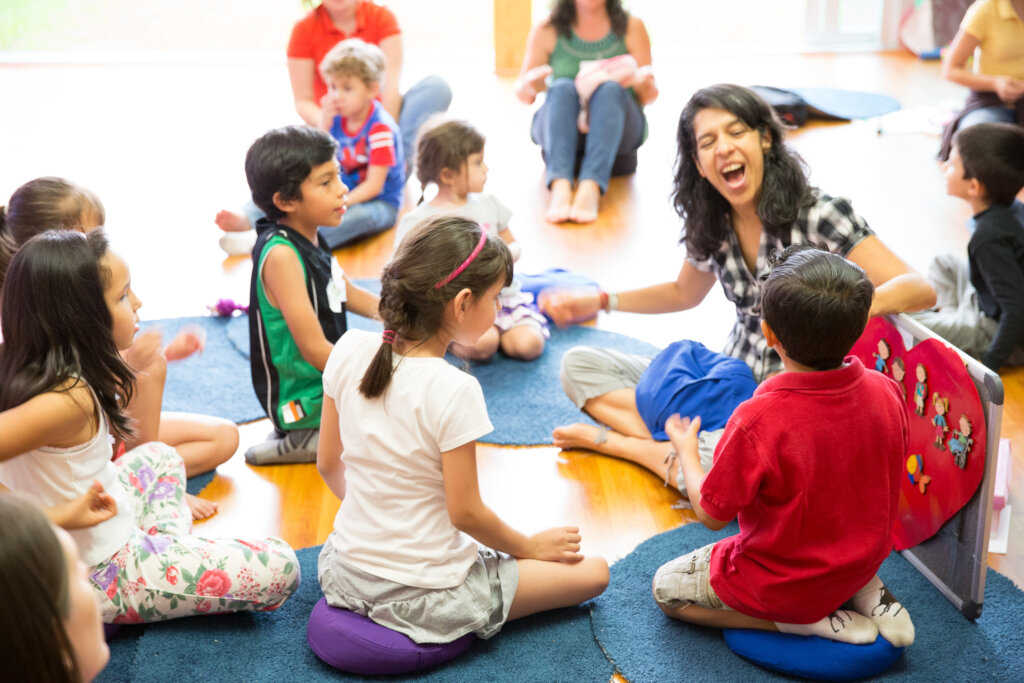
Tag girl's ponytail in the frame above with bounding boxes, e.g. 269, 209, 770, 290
358, 330, 397, 399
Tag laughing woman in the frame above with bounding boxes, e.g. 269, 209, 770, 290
541, 84, 936, 492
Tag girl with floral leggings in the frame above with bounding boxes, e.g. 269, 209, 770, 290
0, 229, 299, 623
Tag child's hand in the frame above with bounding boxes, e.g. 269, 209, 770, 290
319, 92, 341, 131
526, 526, 584, 563
49, 480, 118, 530
164, 325, 206, 361
665, 414, 701, 459
124, 329, 165, 372
537, 287, 601, 329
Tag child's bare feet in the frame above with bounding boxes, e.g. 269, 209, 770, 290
186, 493, 218, 520
552, 423, 606, 450
848, 575, 915, 646
214, 209, 252, 232
569, 180, 600, 223
545, 179, 573, 223
776, 610, 878, 644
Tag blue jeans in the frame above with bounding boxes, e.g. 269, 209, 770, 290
320, 200, 398, 250
959, 104, 1016, 129
398, 75, 452, 172
243, 200, 398, 250
531, 78, 645, 192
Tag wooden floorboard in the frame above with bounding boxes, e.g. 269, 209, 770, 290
1, 49, 1020, 653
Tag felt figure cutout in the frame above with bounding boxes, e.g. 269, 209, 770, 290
873, 338, 891, 373
914, 364, 928, 417
931, 393, 950, 450
948, 414, 974, 470
906, 454, 931, 494
890, 357, 908, 402
850, 317, 986, 550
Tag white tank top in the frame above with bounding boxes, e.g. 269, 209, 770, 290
0, 391, 133, 566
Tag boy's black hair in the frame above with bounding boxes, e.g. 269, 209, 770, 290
954, 123, 1024, 206
245, 125, 339, 221
761, 244, 874, 371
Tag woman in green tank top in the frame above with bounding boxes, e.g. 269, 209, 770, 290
515, 0, 658, 224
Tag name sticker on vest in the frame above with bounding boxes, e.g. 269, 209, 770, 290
281, 400, 307, 425
327, 258, 348, 313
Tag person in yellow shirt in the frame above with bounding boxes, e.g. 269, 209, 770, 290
939, 0, 1024, 159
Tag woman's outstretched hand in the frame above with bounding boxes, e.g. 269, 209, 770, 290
527, 526, 584, 563
515, 64, 553, 105
538, 287, 602, 329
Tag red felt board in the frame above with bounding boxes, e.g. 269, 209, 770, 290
850, 317, 985, 550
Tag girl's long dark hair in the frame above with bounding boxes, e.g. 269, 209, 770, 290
360, 216, 513, 399
0, 493, 80, 683
672, 84, 814, 262
549, 0, 628, 37
0, 229, 135, 440
0, 177, 105, 292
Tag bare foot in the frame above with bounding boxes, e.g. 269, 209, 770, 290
214, 209, 252, 233
552, 423, 605, 450
187, 493, 218, 520
545, 179, 573, 223
569, 180, 601, 223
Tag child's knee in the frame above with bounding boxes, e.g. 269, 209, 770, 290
501, 326, 545, 360
582, 556, 610, 597
214, 422, 240, 463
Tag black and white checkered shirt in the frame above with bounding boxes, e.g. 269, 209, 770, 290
687, 193, 873, 382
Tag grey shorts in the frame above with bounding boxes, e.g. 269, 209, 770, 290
559, 345, 653, 409
652, 541, 728, 611
317, 534, 519, 644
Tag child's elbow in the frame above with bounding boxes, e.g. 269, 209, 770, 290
447, 503, 482, 534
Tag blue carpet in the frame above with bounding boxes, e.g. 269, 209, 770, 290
157, 278, 660, 445
97, 544, 612, 682
591, 522, 1024, 682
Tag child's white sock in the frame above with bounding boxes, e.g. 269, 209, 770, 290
848, 575, 915, 647
776, 609, 878, 644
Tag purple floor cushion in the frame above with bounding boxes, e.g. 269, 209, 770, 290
722, 628, 904, 681
307, 597, 475, 675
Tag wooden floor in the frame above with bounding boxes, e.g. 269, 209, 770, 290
1, 47, 1021, 659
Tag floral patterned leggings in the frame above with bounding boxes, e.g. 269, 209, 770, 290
89, 442, 300, 624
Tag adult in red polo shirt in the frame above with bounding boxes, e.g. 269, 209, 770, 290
287, 0, 451, 167
214, 0, 452, 249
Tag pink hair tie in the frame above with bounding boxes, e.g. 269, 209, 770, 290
433, 231, 488, 290
382, 330, 397, 345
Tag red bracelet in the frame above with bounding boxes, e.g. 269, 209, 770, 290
599, 291, 610, 313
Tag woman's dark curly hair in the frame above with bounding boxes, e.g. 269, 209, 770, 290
548, 0, 629, 37
672, 84, 814, 262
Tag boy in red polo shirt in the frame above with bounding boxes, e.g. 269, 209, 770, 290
653, 246, 915, 647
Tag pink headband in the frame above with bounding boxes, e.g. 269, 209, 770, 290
433, 231, 488, 290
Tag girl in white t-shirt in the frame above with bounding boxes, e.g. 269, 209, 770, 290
0, 229, 299, 624
395, 118, 550, 362
317, 216, 608, 644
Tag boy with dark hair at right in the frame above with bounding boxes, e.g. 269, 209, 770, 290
913, 122, 1024, 371
653, 245, 915, 647
245, 125, 379, 464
